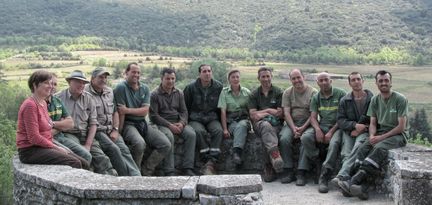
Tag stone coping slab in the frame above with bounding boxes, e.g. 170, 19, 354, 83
14, 156, 263, 201
13, 157, 189, 199
197, 174, 262, 196
389, 144, 432, 180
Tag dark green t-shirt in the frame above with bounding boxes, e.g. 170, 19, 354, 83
367, 91, 409, 139
113, 80, 150, 122
310, 87, 346, 127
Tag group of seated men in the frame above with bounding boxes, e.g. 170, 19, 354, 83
48, 62, 408, 200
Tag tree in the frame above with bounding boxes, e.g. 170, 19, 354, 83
189, 59, 232, 85
410, 108, 432, 142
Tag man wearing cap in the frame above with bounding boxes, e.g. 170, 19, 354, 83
56, 70, 117, 175
150, 68, 197, 176
114, 63, 172, 176
85, 67, 141, 176
47, 73, 90, 168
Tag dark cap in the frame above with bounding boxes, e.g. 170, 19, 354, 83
65, 70, 89, 83
91, 67, 110, 78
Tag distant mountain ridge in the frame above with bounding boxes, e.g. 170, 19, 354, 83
1, 0, 431, 54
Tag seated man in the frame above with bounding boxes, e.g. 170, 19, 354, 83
150, 68, 197, 176
339, 70, 408, 200
114, 62, 172, 176
248, 67, 284, 182
56, 70, 116, 175
279, 69, 317, 184
331, 72, 373, 196
308, 72, 346, 192
183, 64, 223, 175
86, 67, 141, 176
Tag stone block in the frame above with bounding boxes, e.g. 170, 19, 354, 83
197, 175, 262, 196
182, 176, 199, 199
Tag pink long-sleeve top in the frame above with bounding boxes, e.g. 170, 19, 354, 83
16, 97, 54, 149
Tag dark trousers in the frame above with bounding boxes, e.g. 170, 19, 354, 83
18, 146, 89, 169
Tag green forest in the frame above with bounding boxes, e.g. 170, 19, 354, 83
1, 0, 432, 65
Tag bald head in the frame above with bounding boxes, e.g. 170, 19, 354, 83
316, 72, 332, 93
289, 69, 306, 90
289, 69, 303, 78
317, 72, 330, 79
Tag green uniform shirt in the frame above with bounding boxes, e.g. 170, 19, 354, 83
47, 96, 69, 121
367, 91, 409, 139
218, 86, 251, 120
310, 87, 346, 127
282, 84, 318, 125
113, 80, 150, 122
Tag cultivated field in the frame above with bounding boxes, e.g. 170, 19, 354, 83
2, 50, 431, 124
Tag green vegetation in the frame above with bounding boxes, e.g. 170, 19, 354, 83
0, 0, 431, 65
0, 82, 27, 204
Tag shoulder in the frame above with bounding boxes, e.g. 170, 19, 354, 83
250, 88, 260, 97
334, 87, 347, 95
241, 86, 251, 95
213, 79, 223, 87
272, 85, 284, 94
114, 81, 127, 91
283, 86, 294, 95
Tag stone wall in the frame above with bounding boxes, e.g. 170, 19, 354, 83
383, 144, 432, 205
13, 157, 263, 205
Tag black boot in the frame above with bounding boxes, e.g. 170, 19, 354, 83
318, 168, 331, 193
280, 168, 295, 184
232, 147, 242, 165
351, 169, 367, 185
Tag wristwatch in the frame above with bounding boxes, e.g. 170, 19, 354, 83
112, 127, 119, 132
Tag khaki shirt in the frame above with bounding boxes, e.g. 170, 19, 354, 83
56, 89, 97, 137
85, 84, 115, 133
282, 85, 318, 125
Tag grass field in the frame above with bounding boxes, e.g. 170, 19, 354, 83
2, 50, 431, 125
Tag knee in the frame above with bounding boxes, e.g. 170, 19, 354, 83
279, 134, 292, 145
300, 134, 314, 145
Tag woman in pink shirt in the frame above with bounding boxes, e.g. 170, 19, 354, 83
16, 70, 88, 169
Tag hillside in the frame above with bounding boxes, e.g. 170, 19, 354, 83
1, 0, 431, 61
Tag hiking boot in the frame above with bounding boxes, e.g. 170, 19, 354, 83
107, 168, 118, 176
350, 184, 369, 200
338, 179, 352, 196
296, 170, 306, 186
351, 169, 367, 185
318, 168, 331, 193
182, 168, 196, 176
141, 151, 166, 176
262, 164, 277, 182
331, 176, 352, 197
233, 152, 242, 165
269, 148, 284, 173
280, 169, 295, 184
201, 160, 216, 175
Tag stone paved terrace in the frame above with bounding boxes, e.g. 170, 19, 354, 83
262, 181, 392, 205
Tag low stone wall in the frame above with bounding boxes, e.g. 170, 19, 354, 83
13, 157, 263, 205
383, 144, 432, 205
